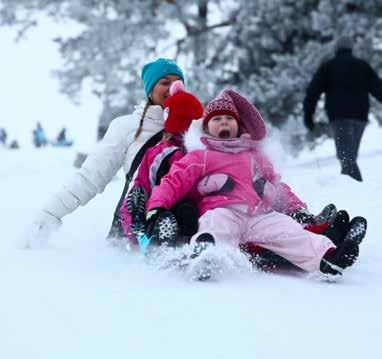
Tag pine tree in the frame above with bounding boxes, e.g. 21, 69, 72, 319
1, 0, 382, 152
225, 0, 382, 151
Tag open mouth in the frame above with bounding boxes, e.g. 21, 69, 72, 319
218, 129, 231, 138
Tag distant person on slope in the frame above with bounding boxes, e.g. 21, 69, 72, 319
0, 127, 7, 146
20, 58, 185, 248
303, 36, 382, 182
32, 122, 48, 148
8, 139, 20, 149
53, 127, 74, 147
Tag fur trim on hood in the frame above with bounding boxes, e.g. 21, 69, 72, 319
183, 119, 207, 152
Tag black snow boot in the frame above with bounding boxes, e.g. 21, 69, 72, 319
190, 233, 215, 259
126, 187, 147, 236
320, 240, 359, 275
314, 203, 337, 225
341, 161, 363, 182
149, 211, 179, 248
343, 216, 367, 245
322, 210, 350, 246
190, 233, 216, 281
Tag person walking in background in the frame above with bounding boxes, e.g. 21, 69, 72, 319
20, 58, 185, 248
303, 36, 382, 182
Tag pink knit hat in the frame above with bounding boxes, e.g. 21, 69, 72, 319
202, 90, 240, 129
203, 89, 266, 141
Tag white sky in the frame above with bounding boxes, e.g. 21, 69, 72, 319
0, 18, 101, 149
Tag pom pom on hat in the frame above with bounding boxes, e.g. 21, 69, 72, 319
169, 80, 185, 96
163, 80, 204, 134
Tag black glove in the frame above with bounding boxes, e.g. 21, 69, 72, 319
291, 208, 315, 225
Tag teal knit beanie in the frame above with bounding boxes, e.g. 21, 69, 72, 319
141, 58, 184, 97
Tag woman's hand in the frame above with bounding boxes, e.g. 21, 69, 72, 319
17, 211, 62, 249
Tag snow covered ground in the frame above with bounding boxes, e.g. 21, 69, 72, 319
1, 121, 381, 359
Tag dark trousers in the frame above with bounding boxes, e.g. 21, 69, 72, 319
97, 126, 108, 141
330, 119, 366, 181
171, 201, 199, 244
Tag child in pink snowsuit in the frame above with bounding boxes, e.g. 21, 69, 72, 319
146, 89, 360, 275
119, 81, 203, 247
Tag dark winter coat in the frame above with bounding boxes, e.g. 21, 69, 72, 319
303, 48, 382, 128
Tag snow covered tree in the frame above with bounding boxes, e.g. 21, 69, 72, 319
227, 0, 382, 151
1, 0, 382, 152
0, 0, 239, 133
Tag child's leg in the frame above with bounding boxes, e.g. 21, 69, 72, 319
246, 212, 335, 272
190, 207, 243, 246
188, 208, 243, 281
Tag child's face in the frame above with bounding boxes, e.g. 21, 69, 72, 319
207, 115, 238, 139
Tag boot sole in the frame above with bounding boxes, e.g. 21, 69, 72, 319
126, 188, 147, 236
315, 203, 337, 225
321, 240, 359, 275
322, 210, 350, 245
343, 217, 367, 245
126, 187, 147, 215
154, 212, 179, 246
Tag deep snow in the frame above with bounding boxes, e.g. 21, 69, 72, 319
0, 121, 381, 359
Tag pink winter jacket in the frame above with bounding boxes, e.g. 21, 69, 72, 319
147, 136, 306, 216
119, 139, 185, 239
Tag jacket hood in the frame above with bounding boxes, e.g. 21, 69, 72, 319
183, 119, 206, 152
223, 90, 267, 141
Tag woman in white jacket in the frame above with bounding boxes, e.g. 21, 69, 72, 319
21, 58, 185, 248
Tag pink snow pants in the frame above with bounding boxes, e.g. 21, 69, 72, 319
191, 205, 335, 272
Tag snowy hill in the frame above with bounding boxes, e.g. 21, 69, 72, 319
0, 122, 381, 359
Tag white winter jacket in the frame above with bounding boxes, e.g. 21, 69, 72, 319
43, 102, 165, 220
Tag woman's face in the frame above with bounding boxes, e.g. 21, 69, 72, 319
151, 75, 181, 106
207, 114, 239, 139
